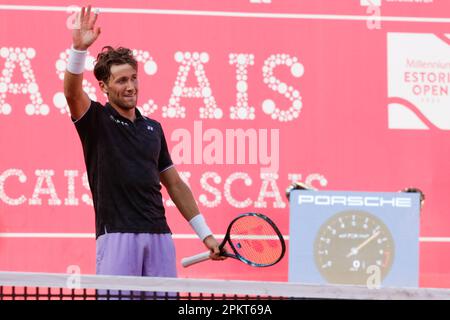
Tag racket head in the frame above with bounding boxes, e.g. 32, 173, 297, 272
222, 212, 286, 267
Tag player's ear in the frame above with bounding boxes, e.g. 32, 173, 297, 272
99, 81, 108, 94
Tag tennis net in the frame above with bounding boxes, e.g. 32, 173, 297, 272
1, 271, 450, 300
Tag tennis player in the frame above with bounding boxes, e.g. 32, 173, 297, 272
64, 5, 224, 277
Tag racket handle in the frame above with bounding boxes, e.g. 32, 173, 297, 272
181, 251, 211, 267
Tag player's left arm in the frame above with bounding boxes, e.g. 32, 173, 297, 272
160, 167, 223, 260
160, 166, 198, 221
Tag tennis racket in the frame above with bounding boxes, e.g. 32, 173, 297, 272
181, 212, 286, 268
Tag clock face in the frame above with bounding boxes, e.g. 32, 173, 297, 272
314, 210, 395, 285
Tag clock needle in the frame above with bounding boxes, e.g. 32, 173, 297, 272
346, 230, 381, 258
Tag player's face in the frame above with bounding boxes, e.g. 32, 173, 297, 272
102, 64, 138, 110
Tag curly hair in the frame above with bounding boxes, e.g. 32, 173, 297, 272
93, 46, 138, 83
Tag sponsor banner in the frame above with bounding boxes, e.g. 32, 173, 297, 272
388, 32, 450, 130
289, 190, 420, 287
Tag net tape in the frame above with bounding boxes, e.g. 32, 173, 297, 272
1, 271, 450, 300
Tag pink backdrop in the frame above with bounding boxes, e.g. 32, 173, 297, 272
1, 0, 449, 287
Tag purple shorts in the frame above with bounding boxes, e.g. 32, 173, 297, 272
96, 232, 177, 278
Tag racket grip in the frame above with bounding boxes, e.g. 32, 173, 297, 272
181, 251, 211, 267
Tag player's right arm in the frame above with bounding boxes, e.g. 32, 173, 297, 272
64, 5, 101, 120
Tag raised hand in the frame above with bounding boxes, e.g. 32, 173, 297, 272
72, 5, 101, 51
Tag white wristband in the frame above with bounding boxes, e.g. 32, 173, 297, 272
67, 46, 87, 74
189, 214, 212, 241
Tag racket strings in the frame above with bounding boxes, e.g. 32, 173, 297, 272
229, 215, 283, 265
